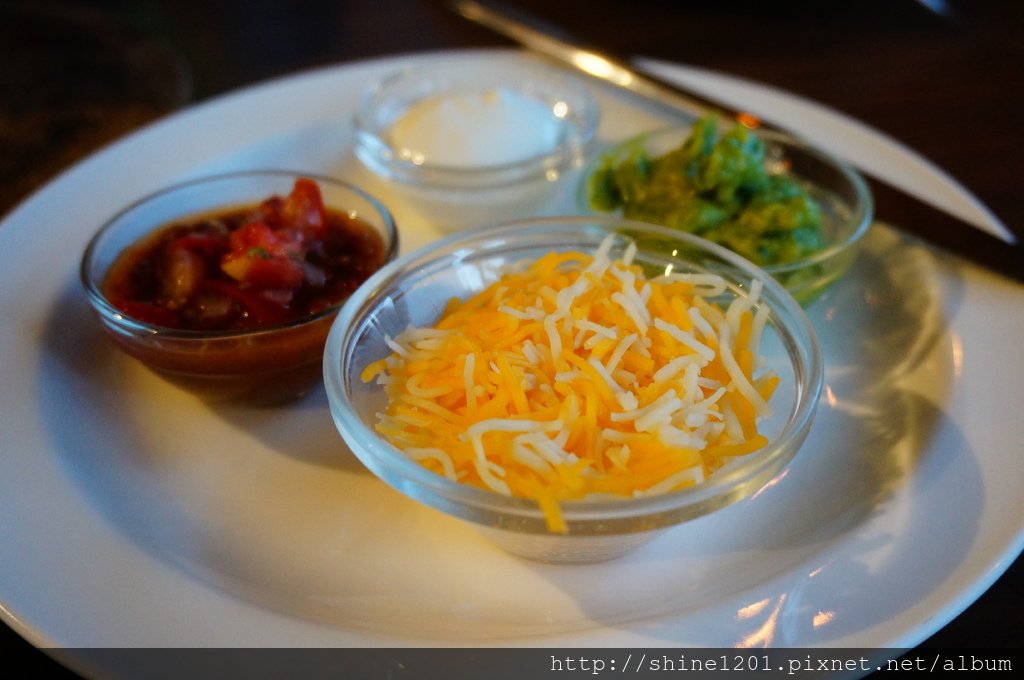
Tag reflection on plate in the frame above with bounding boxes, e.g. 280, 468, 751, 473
1, 51, 1022, 653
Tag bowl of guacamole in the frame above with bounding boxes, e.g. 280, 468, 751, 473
582, 116, 873, 304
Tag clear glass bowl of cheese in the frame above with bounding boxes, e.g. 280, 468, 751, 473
323, 216, 823, 563
353, 57, 599, 231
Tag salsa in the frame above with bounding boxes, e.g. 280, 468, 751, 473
104, 178, 388, 331
588, 116, 825, 267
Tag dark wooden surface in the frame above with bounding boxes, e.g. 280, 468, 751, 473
2, 0, 1020, 673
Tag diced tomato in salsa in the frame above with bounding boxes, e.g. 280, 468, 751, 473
281, 178, 328, 239
221, 221, 305, 291
102, 179, 387, 331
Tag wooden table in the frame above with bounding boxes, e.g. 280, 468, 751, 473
2, 0, 1020, 673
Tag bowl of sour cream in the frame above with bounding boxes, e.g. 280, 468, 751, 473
353, 55, 599, 230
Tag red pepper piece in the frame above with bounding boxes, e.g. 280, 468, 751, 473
281, 178, 327, 239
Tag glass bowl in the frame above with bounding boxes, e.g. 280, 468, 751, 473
354, 58, 599, 231
81, 170, 398, 404
579, 125, 873, 305
323, 216, 823, 563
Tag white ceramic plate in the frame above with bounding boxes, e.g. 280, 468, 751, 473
1, 50, 1022, 656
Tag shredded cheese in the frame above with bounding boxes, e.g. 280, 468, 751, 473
362, 235, 778, 533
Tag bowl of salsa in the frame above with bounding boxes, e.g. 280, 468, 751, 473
81, 170, 398, 403
581, 117, 873, 305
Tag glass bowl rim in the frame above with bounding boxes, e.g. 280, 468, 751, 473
324, 215, 824, 524
579, 124, 875, 275
80, 169, 399, 341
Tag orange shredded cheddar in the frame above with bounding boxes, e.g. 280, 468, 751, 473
365, 235, 778, 533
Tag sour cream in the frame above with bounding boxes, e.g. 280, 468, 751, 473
388, 88, 562, 168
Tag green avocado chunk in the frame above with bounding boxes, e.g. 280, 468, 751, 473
588, 116, 825, 267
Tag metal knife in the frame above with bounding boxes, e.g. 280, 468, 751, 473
450, 0, 1024, 283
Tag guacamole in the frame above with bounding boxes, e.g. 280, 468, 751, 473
588, 116, 824, 267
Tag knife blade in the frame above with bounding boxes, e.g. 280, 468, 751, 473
451, 0, 1024, 283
